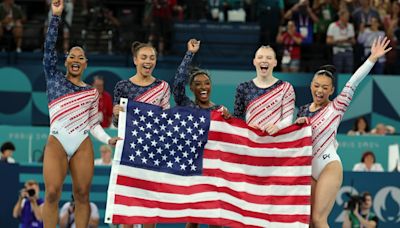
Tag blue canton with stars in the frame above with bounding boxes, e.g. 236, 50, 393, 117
121, 101, 211, 176
43, 15, 91, 104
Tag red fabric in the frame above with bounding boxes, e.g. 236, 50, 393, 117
98, 91, 113, 128
281, 32, 302, 60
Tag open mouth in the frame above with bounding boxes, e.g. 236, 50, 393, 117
260, 64, 269, 72
315, 94, 324, 102
143, 65, 152, 73
200, 91, 208, 99
71, 63, 80, 72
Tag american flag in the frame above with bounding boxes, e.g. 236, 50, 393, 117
105, 99, 312, 228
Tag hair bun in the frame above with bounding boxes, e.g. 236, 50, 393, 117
318, 64, 336, 75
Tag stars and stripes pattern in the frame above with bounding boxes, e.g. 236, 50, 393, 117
105, 99, 312, 228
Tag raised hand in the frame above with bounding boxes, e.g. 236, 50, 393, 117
369, 36, 392, 62
51, 0, 64, 17
187, 39, 200, 54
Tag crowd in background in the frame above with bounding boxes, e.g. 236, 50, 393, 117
1, 0, 400, 73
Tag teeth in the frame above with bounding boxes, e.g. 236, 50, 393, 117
201, 91, 207, 95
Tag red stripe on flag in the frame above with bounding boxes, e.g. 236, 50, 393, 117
112, 216, 265, 228
207, 131, 312, 149
204, 149, 312, 167
114, 195, 310, 223
203, 169, 311, 185
116, 175, 310, 205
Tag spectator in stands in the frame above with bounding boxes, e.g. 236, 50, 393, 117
257, 0, 285, 45
312, 0, 338, 43
284, 0, 319, 44
45, 0, 74, 53
276, 20, 303, 72
370, 123, 396, 135
326, 9, 356, 73
94, 144, 112, 166
86, 4, 120, 53
383, 1, 399, 74
347, 116, 370, 136
352, 0, 380, 33
352, 151, 384, 172
0, 0, 24, 52
338, 0, 358, 13
357, 16, 386, 74
0, 141, 16, 163
371, 0, 390, 22
59, 195, 99, 228
81, 0, 88, 15
92, 75, 113, 128
243, 0, 256, 22
148, 0, 177, 56
184, 0, 207, 21
343, 192, 379, 228
12, 180, 44, 228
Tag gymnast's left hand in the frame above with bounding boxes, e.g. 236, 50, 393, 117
264, 124, 279, 135
108, 137, 123, 146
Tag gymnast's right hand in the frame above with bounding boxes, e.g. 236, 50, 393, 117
113, 105, 124, 118
187, 39, 200, 54
51, 0, 64, 17
295, 117, 310, 125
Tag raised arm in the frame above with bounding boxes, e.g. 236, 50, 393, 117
348, 37, 391, 88
43, 0, 64, 78
172, 39, 200, 106
334, 37, 392, 112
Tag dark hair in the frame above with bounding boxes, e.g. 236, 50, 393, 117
315, 64, 336, 85
188, 67, 211, 85
353, 116, 370, 132
68, 43, 85, 54
66, 44, 87, 60
131, 41, 157, 57
361, 151, 376, 163
360, 192, 372, 202
1, 141, 15, 153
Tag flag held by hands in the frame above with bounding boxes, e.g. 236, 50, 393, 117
105, 99, 312, 228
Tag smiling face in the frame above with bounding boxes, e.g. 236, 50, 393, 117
133, 47, 157, 77
190, 73, 212, 105
65, 47, 87, 78
310, 74, 334, 106
253, 47, 277, 77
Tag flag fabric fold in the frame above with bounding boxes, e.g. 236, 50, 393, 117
105, 99, 312, 228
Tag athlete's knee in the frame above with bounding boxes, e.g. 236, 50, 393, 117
73, 187, 90, 204
45, 187, 61, 204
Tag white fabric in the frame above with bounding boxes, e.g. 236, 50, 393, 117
94, 158, 112, 166
312, 143, 341, 180
90, 125, 111, 145
352, 163, 384, 172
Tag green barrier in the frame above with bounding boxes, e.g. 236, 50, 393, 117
1, 126, 398, 171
